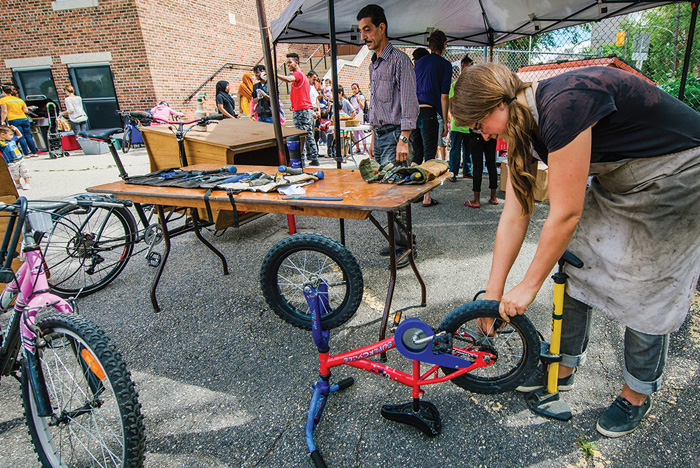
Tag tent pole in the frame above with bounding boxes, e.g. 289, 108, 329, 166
257, 0, 296, 234
256, 0, 286, 166
678, 1, 698, 102
328, 0, 343, 169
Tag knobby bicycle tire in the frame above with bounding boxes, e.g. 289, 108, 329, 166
260, 233, 364, 330
21, 312, 145, 467
42, 204, 137, 298
438, 300, 540, 394
122, 126, 131, 154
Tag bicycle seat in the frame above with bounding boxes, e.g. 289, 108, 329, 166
78, 128, 123, 142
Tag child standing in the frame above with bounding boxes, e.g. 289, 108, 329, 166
0, 125, 31, 190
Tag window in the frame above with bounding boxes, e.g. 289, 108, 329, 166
12, 69, 59, 103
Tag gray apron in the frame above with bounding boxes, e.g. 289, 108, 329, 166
565, 146, 700, 335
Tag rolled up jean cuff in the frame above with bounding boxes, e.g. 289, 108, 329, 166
560, 351, 587, 368
623, 366, 663, 394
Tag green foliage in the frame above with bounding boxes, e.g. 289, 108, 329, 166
576, 435, 598, 458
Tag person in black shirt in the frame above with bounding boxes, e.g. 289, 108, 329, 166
252, 65, 272, 123
451, 63, 700, 438
215, 81, 239, 119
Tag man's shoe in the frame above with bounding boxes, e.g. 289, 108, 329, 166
448, 176, 457, 182
308, 159, 320, 167
379, 245, 391, 256
515, 364, 575, 392
596, 396, 652, 438
395, 247, 410, 269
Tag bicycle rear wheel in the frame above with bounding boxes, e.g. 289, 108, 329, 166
42, 204, 137, 298
21, 312, 145, 467
121, 126, 131, 154
438, 300, 540, 394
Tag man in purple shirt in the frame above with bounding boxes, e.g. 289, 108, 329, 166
357, 4, 418, 166
412, 29, 451, 206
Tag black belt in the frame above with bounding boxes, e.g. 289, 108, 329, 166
375, 124, 399, 137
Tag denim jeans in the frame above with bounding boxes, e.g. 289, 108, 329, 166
258, 115, 273, 124
373, 126, 401, 166
560, 292, 668, 394
8, 118, 37, 155
292, 109, 318, 161
449, 131, 471, 176
410, 107, 439, 165
69, 120, 87, 135
470, 133, 498, 192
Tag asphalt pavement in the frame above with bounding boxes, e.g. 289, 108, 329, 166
0, 146, 699, 467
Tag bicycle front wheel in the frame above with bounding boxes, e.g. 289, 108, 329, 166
42, 204, 137, 298
121, 126, 131, 154
21, 312, 145, 467
438, 300, 540, 394
260, 233, 364, 330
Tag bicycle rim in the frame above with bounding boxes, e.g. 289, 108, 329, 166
21, 312, 145, 467
42, 205, 136, 297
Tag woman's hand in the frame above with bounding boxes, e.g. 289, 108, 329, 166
498, 282, 539, 322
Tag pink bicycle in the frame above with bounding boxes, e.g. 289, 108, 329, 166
0, 197, 145, 467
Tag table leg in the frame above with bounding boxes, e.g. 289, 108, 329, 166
150, 205, 171, 312
190, 208, 229, 275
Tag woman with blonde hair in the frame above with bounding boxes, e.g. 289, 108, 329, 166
61, 85, 89, 135
451, 63, 700, 438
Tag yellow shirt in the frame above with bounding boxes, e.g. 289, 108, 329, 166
0, 95, 27, 121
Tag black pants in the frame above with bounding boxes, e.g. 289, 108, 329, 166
470, 134, 498, 192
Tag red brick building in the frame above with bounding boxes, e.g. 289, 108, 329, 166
0, 0, 294, 129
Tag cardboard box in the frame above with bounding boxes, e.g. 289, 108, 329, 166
499, 161, 549, 201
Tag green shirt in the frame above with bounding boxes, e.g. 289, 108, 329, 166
449, 82, 470, 134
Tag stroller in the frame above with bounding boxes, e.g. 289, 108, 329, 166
46, 101, 69, 159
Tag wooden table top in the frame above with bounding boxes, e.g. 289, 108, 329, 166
87, 165, 450, 220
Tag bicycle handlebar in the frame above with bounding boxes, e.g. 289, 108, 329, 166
118, 110, 224, 126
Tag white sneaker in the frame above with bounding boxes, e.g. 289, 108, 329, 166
21, 184, 31, 190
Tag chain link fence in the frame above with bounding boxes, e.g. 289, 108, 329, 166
436, 3, 700, 112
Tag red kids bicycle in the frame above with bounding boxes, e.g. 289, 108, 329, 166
260, 233, 540, 468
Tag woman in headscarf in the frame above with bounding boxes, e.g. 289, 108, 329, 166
238, 73, 255, 119
451, 62, 700, 438
215, 80, 239, 119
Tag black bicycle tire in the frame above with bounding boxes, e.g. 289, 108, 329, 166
260, 233, 364, 330
438, 300, 540, 394
43, 204, 137, 298
122, 126, 131, 154
20, 313, 145, 467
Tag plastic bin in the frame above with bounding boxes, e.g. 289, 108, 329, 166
77, 138, 110, 155
61, 132, 81, 151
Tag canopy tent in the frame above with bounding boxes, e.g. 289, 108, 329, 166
271, 0, 677, 47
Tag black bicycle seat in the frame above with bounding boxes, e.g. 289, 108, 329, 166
78, 128, 123, 142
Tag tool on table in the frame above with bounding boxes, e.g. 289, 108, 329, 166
281, 196, 344, 201
278, 165, 324, 179
159, 166, 237, 180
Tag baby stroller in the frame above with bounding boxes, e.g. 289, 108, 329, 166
46, 101, 69, 159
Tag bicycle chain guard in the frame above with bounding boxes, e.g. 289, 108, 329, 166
394, 318, 474, 369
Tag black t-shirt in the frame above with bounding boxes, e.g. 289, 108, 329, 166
216, 92, 236, 118
534, 66, 700, 164
253, 82, 271, 117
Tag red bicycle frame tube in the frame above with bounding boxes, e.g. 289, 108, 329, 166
319, 336, 495, 399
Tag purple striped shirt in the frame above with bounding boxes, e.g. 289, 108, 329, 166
368, 43, 419, 131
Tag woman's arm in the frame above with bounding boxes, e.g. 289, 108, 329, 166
1, 103, 7, 124
217, 103, 235, 119
498, 127, 592, 321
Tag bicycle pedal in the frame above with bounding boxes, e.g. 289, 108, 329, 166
146, 252, 162, 267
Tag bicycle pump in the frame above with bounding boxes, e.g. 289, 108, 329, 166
525, 251, 583, 421
193, 92, 207, 132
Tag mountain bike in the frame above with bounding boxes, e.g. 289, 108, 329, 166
42, 112, 224, 300
0, 197, 146, 467
260, 233, 541, 467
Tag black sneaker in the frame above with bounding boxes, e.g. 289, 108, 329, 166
515, 364, 575, 392
308, 159, 320, 167
396, 247, 410, 269
596, 396, 652, 438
